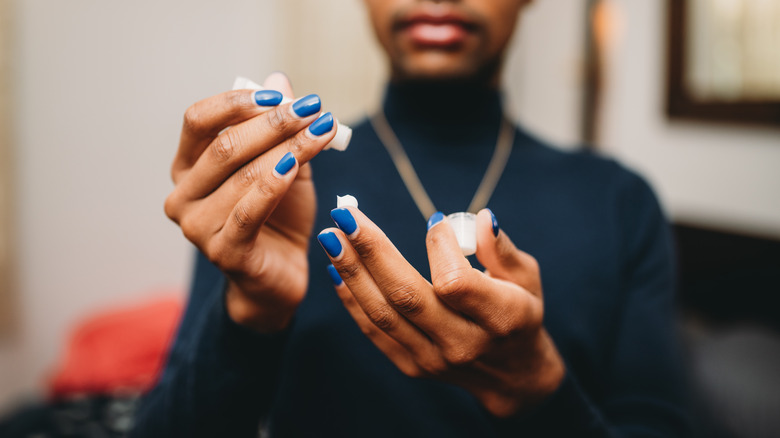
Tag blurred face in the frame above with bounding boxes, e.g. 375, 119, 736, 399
363, 0, 531, 85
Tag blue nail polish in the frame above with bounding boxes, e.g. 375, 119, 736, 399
254, 90, 283, 106
487, 208, 499, 237
309, 112, 334, 136
274, 152, 296, 176
330, 208, 357, 235
326, 264, 343, 286
292, 94, 321, 118
317, 232, 342, 258
427, 211, 444, 230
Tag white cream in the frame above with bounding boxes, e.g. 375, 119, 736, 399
233, 77, 352, 151
337, 195, 359, 209
447, 212, 477, 256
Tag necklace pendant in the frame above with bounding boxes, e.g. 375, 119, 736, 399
447, 212, 477, 256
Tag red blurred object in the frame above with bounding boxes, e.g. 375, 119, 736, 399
48, 295, 184, 399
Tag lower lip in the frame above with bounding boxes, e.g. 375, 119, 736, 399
405, 22, 469, 47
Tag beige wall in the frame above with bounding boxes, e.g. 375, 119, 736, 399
0, 0, 280, 409
0, 0, 12, 335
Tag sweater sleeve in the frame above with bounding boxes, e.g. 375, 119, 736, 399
130, 251, 289, 438
491, 170, 690, 437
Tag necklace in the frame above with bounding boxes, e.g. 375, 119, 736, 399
369, 109, 515, 220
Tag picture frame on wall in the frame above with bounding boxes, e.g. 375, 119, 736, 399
667, 0, 780, 126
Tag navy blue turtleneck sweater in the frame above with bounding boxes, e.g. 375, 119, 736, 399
132, 84, 689, 437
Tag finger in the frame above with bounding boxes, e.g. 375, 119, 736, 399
213, 150, 302, 248
317, 228, 437, 359
164, 109, 335, 231
329, 207, 478, 344
427, 212, 542, 336
262, 71, 294, 99
174, 89, 287, 182
172, 111, 335, 231
326, 265, 423, 377
475, 209, 542, 296
179, 97, 329, 200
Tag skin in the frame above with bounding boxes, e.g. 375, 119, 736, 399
165, 0, 562, 419
364, 0, 532, 85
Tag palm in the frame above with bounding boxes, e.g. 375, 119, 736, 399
243, 164, 316, 305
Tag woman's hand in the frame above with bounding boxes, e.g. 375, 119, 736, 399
319, 207, 565, 417
164, 73, 338, 333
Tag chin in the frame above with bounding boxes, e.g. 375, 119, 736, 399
393, 52, 500, 85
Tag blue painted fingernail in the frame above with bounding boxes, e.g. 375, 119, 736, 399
487, 208, 499, 237
330, 208, 358, 235
254, 90, 283, 106
309, 112, 334, 136
326, 264, 343, 286
427, 211, 444, 230
292, 94, 321, 117
273, 152, 296, 177
317, 231, 342, 258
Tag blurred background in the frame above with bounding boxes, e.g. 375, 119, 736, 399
0, 0, 778, 436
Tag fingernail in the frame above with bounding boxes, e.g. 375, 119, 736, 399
317, 231, 343, 258
326, 264, 343, 286
273, 152, 296, 177
487, 208, 499, 237
330, 208, 358, 236
254, 89, 283, 106
427, 211, 444, 230
292, 94, 321, 118
308, 112, 334, 136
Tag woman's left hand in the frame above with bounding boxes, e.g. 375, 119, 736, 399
318, 207, 565, 418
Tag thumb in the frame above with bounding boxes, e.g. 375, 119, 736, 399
262, 71, 295, 100
475, 209, 542, 295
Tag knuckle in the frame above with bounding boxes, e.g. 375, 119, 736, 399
267, 106, 291, 133
211, 130, 239, 163
418, 356, 448, 375
336, 263, 361, 283
435, 269, 471, 299
359, 324, 377, 338
232, 202, 253, 232
226, 90, 246, 110
179, 216, 203, 243
163, 193, 181, 222
255, 177, 279, 202
443, 345, 477, 367
386, 282, 423, 316
365, 304, 397, 331
352, 238, 375, 260
525, 255, 540, 274
286, 133, 307, 156
400, 365, 424, 379
485, 309, 521, 337
236, 160, 261, 187
182, 105, 207, 135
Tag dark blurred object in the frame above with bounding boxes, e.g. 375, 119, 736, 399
0, 394, 140, 438
675, 223, 780, 438
666, 0, 780, 126
674, 223, 780, 330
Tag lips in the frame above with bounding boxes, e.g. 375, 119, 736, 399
396, 7, 478, 48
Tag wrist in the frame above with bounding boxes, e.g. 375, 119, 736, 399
225, 282, 299, 334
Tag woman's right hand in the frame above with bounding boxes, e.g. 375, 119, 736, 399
164, 73, 338, 333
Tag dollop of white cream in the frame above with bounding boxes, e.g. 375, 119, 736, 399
337, 195, 359, 209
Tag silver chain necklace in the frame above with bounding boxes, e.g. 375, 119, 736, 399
369, 109, 515, 220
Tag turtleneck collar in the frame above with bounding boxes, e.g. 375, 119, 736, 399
381, 81, 504, 130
